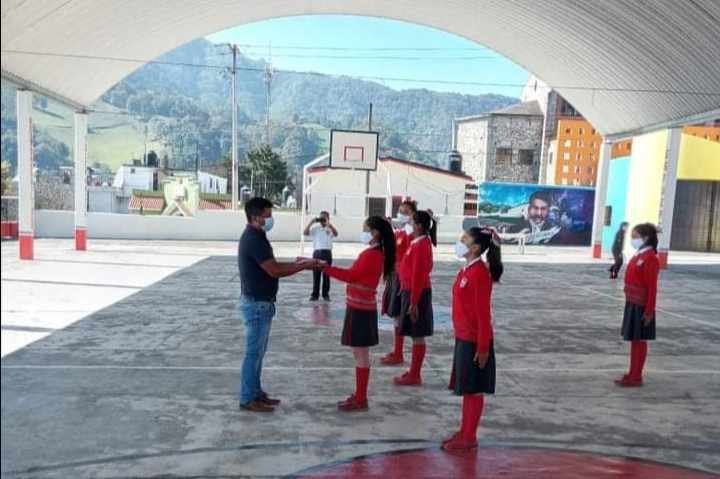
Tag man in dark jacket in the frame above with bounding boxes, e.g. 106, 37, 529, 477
609, 222, 629, 279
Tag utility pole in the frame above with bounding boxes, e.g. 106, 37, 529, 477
195, 142, 200, 179
229, 43, 239, 210
365, 102, 372, 215
264, 44, 274, 147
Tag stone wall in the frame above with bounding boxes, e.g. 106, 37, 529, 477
487, 115, 544, 183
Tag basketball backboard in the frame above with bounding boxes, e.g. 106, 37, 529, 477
329, 129, 379, 171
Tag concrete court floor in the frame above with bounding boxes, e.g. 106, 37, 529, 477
1, 239, 719, 478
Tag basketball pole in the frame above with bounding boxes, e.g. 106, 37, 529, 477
365, 103, 372, 216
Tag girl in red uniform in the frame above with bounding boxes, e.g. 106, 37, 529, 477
381, 199, 417, 365
442, 226, 503, 452
394, 210, 436, 386
324, 216, 396, 411
615, 223, 659, 387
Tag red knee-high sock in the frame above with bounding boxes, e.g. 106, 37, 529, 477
393, 327, 404, 357
632, 341, 648, 381
628, 341, 639, 377
461, 394, 484, 442
409, 343, 426, 379
355, 367, 370, 403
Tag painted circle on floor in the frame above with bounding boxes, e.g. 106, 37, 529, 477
295, 446, 716, 479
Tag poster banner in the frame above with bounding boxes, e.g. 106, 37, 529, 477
463, 182, 595, 245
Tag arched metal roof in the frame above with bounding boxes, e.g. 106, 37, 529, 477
2, 0, 719, 137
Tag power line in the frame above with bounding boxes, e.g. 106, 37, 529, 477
233, 44, 489, 51
3, 49, 720, 96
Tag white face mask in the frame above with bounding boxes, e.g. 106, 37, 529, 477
404, 223, 414, 235
360, 231, 373, 245
631, 238, 644, 250
396, 213, 409, 225
454, 241, 469, 260
262, 216, 274, 233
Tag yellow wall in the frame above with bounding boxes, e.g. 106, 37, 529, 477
624, 130, 667, 228
678, 133, 720, 181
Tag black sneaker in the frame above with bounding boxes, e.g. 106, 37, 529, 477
310, 296, 319, 302
322, 296, 331, 302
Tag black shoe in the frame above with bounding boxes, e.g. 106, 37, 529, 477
258, 392, 281, 406
239, 400, 275, 413
322, 296, 331, 302
310, 296, 319, 301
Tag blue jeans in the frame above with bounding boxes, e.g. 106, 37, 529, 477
239, 298, 275, 404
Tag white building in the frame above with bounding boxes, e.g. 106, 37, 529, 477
112, 165, 158, 196
305, 156, 475, 218
197, 171, 227, 194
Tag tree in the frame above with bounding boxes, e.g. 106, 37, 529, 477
1, 160, 12, 196
242, 145, 288, 201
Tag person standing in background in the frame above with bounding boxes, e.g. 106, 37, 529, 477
609, 222, 629, 279
393, 210, 437, 386
381, 199, 417, 365
615, 223, 659, 387
304, 211, 338, 301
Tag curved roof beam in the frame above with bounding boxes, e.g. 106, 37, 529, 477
2, 0, 719, 136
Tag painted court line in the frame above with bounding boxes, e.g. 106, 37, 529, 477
2, 365, 718, 374
521, 271, 720, 329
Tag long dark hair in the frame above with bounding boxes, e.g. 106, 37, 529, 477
367, 216, 396, 281
467, 227, 504, 282
633, 223, 659, 252
400, 199, 418, 214
414, 210, 437, 246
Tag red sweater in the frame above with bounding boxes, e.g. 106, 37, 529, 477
398, 235, 433, 306
325, 247, 384, 311
624, 247, 660, 315
394, 230, 411, 267
452, 258, 494, 354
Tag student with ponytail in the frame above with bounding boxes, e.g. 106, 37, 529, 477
381, 199, 417, 365
442, 226, 503, 451
323, 216, 396, 411
394, 210, 436, 386
615, 223, 659, 387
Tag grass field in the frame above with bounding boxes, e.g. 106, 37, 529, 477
32, 101, 163, 171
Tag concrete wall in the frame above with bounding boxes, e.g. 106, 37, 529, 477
455, 120, 490, 182
34, 209, 468, 244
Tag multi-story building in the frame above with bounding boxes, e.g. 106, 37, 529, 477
453, 101, 544, 184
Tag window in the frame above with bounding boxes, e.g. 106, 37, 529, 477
587, 166, 594, 174
561, 178, 568, 185
563, 152, 571, 160
519, 149, 534, 165
591, 129, 596, 135
564, 139, 572, 147
565, 128, 571, 135
574, 166, 581, 174
579, 127, 584, 135
495, 148, 513, 167
576, 153, 582, 161
562, 165, 569, 173
549, 152, 554, 164
577, 139, 584, 147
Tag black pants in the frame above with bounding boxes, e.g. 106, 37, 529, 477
312, 249, 333, 298
609, 253, 623, 278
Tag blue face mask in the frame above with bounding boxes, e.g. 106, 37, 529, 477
262, 217, 274, 233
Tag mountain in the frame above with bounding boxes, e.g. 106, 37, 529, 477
1, 38, 518, 174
